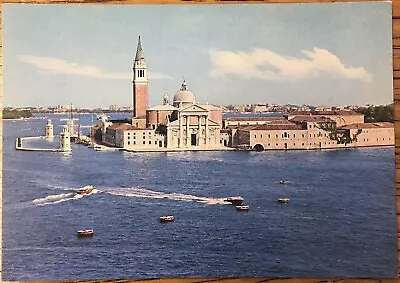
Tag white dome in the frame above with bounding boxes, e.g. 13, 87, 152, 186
173, 80, 196, 106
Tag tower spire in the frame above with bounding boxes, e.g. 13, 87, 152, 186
135, 36, 144, 61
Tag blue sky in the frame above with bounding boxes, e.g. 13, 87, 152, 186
3, 3, 393, 108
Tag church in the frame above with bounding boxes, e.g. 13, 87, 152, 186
101, 36, 226, 151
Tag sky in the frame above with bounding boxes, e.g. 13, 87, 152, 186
3, 3, 393, 108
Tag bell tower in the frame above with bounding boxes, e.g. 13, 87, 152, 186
132, 36, 148, 118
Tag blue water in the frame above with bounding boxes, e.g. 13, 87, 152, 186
2, 114, 398, 280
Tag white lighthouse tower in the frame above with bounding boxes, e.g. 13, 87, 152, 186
59, 125, 71, 152
45, 119, 54, 139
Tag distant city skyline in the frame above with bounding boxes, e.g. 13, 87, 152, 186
3, 3, 393, 108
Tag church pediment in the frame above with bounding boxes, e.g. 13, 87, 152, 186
180, 104, 209, 113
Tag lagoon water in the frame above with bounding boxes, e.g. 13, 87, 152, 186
2, 114, 398, 280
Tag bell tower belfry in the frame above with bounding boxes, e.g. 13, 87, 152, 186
132, 36, 148, 118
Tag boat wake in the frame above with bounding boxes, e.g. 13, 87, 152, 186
106, 187, 229, 205
33, 186, 101, 206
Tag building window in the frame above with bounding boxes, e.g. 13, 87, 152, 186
276, 143, 278, 146
293, 143, 296, 146
143, 141, 145, 144
155, 141, 157, 145
128, 141, 130, 145
134, 133, 136, 136
134, 141, 136, 145
276, 134, 278, 138
128, 136, 130, 140
254, 135, 257, 138
268, 134, 270, 138
261, 134, 263, 138
128, 132, 131, 136
268, 143, 270, 146
149, 141, 151, 144
314, 134, 316, 137
302, 143, 304, 146
310, 134, 312, 138
302, 134, 305, 138
293, 134, 296, 138
133, 136, 136, 139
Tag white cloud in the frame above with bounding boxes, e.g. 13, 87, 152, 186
17, 55, 172, 80
209, 47, 372, 83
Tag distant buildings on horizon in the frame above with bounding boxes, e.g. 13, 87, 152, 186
3, 102, 390, 115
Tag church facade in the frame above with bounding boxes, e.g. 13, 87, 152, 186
101, 36, 225, 151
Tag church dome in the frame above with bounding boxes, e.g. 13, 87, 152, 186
173, 80, 195, 106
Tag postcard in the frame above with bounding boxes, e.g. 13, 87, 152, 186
2, 2, 396, 281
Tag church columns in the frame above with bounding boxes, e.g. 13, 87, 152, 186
186, 115, 190, 146
179, 112, 183, 147
198, 115, 202, 146
205, 117, 209, 146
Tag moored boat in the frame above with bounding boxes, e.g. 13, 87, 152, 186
159, 216, 174, 223
77, 229, 94, 237
278, 198, 290, 203
224, 196, 244, 206
236, 205, 249, 211
279, 180, 289, 184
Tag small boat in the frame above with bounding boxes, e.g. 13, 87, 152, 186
77, 229, 94, 237
278, 198, 290, 203
77, 186, 95, 195
279, 180, 289, 184
236, 205, 249, 211
224, 196, 244, 206
159, 216, 174, 223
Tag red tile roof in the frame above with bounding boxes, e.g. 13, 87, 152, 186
107, 123, 141, 130
224, 117, 287, 122
239, 124, 303, 131
288, 110, 362, 116
289, 116, 334, 123
342, 122, 394, 129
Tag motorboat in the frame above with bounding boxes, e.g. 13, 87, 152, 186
279, 180, 289, 184
278, 198, 290, 203
236, 205, 249, 211
77, 229, 94, 237
159, 216, 174, 223
95, 145, 120, 152
77, 186, 95, 195
224, 196, 244, 206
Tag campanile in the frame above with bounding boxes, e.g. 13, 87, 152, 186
132, 36, 148, 118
